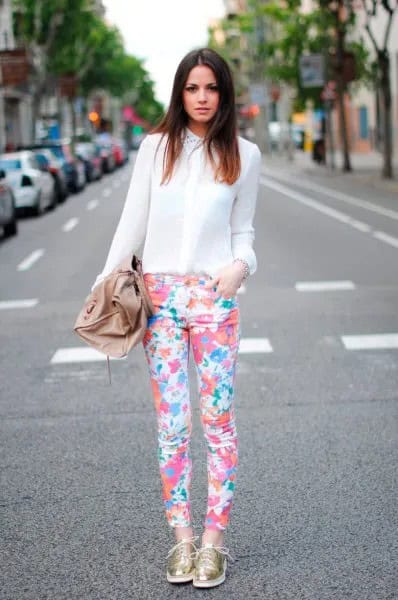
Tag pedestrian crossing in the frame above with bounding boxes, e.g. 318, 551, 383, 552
48, 331, 398, 366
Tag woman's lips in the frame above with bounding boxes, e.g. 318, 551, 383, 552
195, 108, 209, 111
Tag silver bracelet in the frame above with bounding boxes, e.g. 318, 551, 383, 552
233, 258, 250, 280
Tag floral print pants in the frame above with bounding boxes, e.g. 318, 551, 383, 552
142, 273, 240, 531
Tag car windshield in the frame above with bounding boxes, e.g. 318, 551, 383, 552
0, 158, 22, 170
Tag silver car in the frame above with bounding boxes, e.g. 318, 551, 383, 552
0, 170, 18, 237
0, 151, 56, 215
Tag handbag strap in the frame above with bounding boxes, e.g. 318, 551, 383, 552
131, 256, 155, 317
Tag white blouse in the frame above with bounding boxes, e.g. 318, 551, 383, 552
93, 128, 261, 289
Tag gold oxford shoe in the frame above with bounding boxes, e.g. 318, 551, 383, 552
166, 537, 198, 583
192, 544, 233, 588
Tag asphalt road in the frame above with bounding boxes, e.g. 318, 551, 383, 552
1, 152, 397, 600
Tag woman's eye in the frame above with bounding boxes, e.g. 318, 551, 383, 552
186, 87, 196, 92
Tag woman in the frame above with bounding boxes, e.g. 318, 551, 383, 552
93, 48, 261, 588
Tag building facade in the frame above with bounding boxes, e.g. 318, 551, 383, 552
350, 7, 398, 154
0, 0, 32, 152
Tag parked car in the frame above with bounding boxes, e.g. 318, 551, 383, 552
0, 151, 56, 215
34, 149, 69, 203
42, 142, 86, 193
111, 139, 125, 167
0, 169, 18, 237
119, 138, 130, 163
75, 142, 103, 182
97, 143, 116, 174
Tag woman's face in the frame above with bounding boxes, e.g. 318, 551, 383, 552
182, 65, 220, 130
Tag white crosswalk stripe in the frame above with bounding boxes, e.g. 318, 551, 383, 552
51, 348, 126, 364
50, 333, 398, 365
0, 299, 39, 310
341, 334, 398, 350
239, 338, 273, 353
50, 338, 274, 364
295, 280, 355, 292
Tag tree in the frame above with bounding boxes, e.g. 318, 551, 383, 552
360, 0, 398, 179
210, 0, 370, 170
253, 0, 369, 171
13, 0, 163, 139
13, 0, 97, 139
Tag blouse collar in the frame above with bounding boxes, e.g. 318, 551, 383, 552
183, 127, 204, 152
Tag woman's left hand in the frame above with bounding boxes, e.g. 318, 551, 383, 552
203, 261, 246, 298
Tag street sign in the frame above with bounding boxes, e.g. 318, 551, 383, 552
0, 49, 29, 86
299, 54, 325, 88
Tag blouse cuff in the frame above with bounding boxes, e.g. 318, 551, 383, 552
233, 258, 250, 280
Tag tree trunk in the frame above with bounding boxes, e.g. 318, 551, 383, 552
336, 1, 352, 172
379, 51, 393, 179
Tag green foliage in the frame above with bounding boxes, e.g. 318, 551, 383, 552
209, 0, 371, 112
12, 0, 163, 123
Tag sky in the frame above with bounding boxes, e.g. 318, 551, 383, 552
102, 0, 226, 107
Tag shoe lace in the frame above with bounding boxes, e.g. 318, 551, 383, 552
167, 536, 199, 559
194, 544, 234, 563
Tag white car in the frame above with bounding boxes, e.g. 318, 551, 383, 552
0, 151, 56, 215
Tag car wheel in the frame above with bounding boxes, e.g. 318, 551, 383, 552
56, 178, 66, 203
33, 191, 43, 216
49, 188, 57, 210
3, 213, 18, 237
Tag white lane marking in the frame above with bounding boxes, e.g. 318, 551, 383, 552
62, 217, 79, 232
0, 299, 39, 309
261, 177, 398, 250
237, 284, 246, 295
295, 280, 355, 292
239, 338, 273, 353
350, 221, 372, 233
102, 188, 111, 197
87, 199, 99, 211
372, 231, 398, 248
50, 347, 126, 364
17, 249, 45, 271
262, 171, 398, 220
341, 334, 398, 350
261, 176, 372, 230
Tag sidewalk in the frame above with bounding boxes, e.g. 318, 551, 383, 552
263, 149, 398, 196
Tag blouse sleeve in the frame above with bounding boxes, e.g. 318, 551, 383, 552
91, 135, 154, 290
230, 143, 261, 275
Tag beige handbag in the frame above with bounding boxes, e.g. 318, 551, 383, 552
74, 255, 155, 379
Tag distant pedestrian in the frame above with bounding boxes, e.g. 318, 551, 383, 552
92, 47, 261, 588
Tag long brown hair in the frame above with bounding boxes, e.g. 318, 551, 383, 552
152, 48, 241, 185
